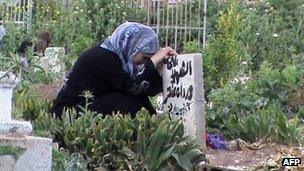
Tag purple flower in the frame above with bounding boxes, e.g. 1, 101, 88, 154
207, 133, 227, 150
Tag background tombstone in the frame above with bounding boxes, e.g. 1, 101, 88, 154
160, 53, 206, 149
40, 47, 66, 79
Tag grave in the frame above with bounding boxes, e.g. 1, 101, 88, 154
156, 53, 206, 149
40, 47, 66, 79
0, 72, 52, 171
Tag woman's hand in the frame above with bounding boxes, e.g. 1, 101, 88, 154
151, 47, 178, 67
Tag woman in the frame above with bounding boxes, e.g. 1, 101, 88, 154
51, 22, 177, 117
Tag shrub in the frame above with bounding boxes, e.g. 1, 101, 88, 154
32, 103, 206, 170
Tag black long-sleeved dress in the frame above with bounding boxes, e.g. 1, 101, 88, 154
51, 45, 163, 117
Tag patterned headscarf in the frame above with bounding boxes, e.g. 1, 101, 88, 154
0, 25, 6, 40
100, 22, 160, 77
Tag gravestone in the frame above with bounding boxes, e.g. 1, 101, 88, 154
40, 47, 66, 79
0, 25, 6, 40
0, 72, 52, 171
157, 53, 206, 149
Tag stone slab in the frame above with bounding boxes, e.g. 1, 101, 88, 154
0, 135, 52, 171
42, 47, 66, 78
0, 72, 19, 88
160, 53, 206, 149
0, 120, 32, 135
0, 87, 13, 121
0, 72, 19, 122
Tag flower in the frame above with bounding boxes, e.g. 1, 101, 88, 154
73, 11, 77, 14
256, 32, 260, 36
80, 9, 84, 12
241, 61, 247, 65
207, 102, 213, 108
230, 75, 251, 84
265, 9, 269, 12
273, 33, 279, 37
89, 20, 92, 23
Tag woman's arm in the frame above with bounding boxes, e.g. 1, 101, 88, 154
89, 54, 159, 96
88, 47, 177, 97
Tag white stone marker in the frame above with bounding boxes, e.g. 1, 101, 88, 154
41, 47, 66, 78
0, 72, 32, 134
0, 71, 52, 171
158, 53, 206, 149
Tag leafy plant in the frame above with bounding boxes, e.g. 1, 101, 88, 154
34, 103, 206, 170
13, 85, 51, 121
183, 40, 200, 53
90, 112, 206, 170
223, 103, 304, 145
274, 110, 304, 145
52, 149, 88, 171
0, 145, 26, 161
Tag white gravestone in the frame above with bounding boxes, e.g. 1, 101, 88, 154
157, 54, 206, 149
0, 72, 52, 171
41, 47, 66, 78
0, 72, 32, 134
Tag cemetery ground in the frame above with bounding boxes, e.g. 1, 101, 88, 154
1, 0, 304, 170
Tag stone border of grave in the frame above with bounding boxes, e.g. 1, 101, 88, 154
0, 71, 52, 171
0, 71, 19, 88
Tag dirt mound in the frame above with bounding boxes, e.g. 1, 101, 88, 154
35, 80, 64, 100
206, 144, 304, 170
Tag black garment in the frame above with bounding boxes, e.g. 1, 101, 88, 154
51, 45, 163, 117
18, 40, 34, 54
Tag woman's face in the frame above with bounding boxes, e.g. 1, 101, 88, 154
133, 52, 153, 65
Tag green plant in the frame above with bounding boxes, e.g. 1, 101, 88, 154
0, 145, 26, 161
13, 85, 51, 121
90, 112, 206, 171
206, 59, 304, 142
183, 40, 200, 53
39, 103, 206, 170
223, 104, 274, 142
0, 50, 52, 86
136, 115, 205, 171
274, 110, 304, 145
52, 149, 88, 171
223, 103, 304, 145
204, 0, 250, 90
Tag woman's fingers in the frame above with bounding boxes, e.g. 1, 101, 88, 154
151, 47, 178, 66
168, 49, 178, 56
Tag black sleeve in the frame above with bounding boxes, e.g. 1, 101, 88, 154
88, 53, 160, 96
145, 68, 163, 96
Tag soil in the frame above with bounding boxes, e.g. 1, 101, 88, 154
36, 80, 64, 100
205, 144, 304, 170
